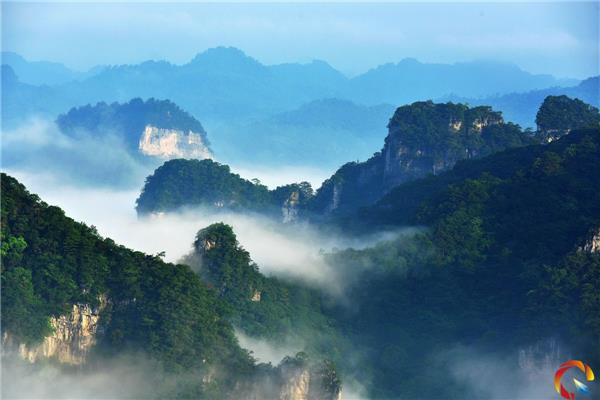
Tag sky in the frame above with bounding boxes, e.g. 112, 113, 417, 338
1, 2, 599, 79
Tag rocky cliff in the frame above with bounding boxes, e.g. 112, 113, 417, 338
309, 101, 528, 216
278, 363, 342, 400
139, 125, 212, 159
56, 98, 213, 160
4, 298, 106, 365
235, 354, 341, 400
581, 228, 600, 253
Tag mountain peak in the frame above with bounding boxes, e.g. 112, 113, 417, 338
189, 46, 260, 66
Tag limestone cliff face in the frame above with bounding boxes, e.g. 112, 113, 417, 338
581, 228, 600, 253
6, 298, 106, 365
279, 368, 312, 400
273, 183, 314, 223
139, 125, 213, 160
282, 190, 301, 223
310, 101, 516, 217
277, 364, 342, 400
382, 109, 502, 190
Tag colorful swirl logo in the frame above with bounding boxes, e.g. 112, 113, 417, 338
554, 360, 595, 400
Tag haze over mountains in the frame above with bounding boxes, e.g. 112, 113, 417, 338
2, 30, 600, 399
3, 47, 597, 170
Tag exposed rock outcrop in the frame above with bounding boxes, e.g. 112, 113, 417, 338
56, 98, 213, 160
381, 103, 503, 190
581, 228, 600, 253
282, 190, 301, 223
139, 125, 212, 159
5, 297, 106, 365
309, 101, 520, 217
277, 359, 342, 400
237, 354, 342, 400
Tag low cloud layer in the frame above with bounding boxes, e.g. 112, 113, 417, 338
2, 118, 158, 188
444, 342, 566, 400
6, 169, 406, 295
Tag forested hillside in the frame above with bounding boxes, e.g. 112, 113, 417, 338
1, 174, 254, 395
136, 159, 313, 221
308, 100, 534, 217
1, 173, 342, 399
326, 127, 600, 398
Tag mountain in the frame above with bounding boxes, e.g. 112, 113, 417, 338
0, 173, 341, 399
3, 131, 599, 399
56, 98, 212, 160
535, 95, 600, 142
325, 127, 600, 398
444, 76, 600, 128
2, 97, 213, 188
1, 65, 64, 128
211, 99, 395, 168
346, 58, 577, 105
0, 173, 251, 393
135, 96, 598, 224
136, 100, 536, 219
308, 100, 534, 217
1, 51, 101, 86
136, 158, 313, 222
3, 48, 579, 130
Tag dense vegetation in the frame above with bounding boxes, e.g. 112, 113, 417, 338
445, 76, 599, 128
0, 174, 255, 395
1, 174, 344, 398
56, 97, 209, 152
329, 127, 600, 397
136, 158, 313, 217
308, 101, 535, 217
187, 223, 344, 359
535, 95, 600, 141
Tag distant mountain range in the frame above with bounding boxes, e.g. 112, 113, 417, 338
1, 51, 103, 86
3, 47, 597, 167
209, 99, 396, 168
444, 76, 599, 128
2, 47, 582, 124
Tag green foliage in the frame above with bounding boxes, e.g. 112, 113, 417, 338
1, 266, 52, 345
56, 97, 209, 151
331, 128, 600, 397
387, 101, 526, 161
535, 95, 600, 142
0, 174, 253, 380
191, 223, 343, 360
528, 251, 600, 359
312, 100, 534, 217
136, 159, 314, 215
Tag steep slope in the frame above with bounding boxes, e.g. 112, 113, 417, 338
56, 98, 212, 160
184, 223, 343, 355
0, 173, 342, 399
0, 173, 251, 393
535, 95, 600, 142
359, 129, 600, 229
136, 159, 313, 221
325, 127, 600, 398
309, 101, 534, 217
445, 76, 600, 128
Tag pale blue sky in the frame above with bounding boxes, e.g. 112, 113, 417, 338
2, 2, 598, 79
